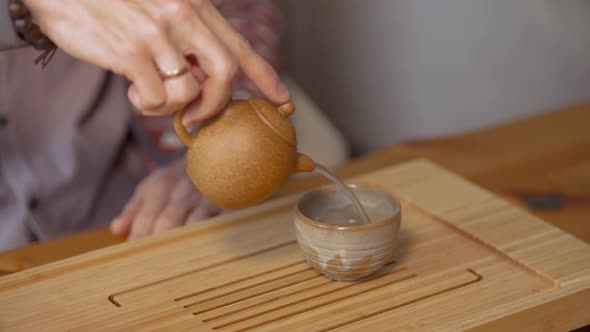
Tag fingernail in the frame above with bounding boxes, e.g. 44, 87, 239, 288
111, 218, 120, 228
182, 114, 196, 127
182, 111, 206, 127
277, 81, 289, 100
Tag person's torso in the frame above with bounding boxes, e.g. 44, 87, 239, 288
0, 48, 143, 251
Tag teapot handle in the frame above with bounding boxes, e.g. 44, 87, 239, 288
173, 108, 194, 147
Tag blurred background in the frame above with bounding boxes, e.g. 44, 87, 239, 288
281, 0, 590, 155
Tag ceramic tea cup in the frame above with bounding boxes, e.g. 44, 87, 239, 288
294, 185, 401, 281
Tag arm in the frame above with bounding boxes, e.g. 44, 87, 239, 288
0, 0, 26, 50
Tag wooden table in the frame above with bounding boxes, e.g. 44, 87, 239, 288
0, 101, 589, 331
1, 101, 589, 277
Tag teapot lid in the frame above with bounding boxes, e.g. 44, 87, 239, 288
248, 99, 297, 147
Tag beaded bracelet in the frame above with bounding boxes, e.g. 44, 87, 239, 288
8, 0, 56, 68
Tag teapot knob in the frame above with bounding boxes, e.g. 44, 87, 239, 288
277, 101, 295, 116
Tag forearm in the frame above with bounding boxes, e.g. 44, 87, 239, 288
0, 0, 27, 50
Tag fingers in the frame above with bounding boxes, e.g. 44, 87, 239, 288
151, 203, 191, 234
183, 74, 232, 125
128, 190, 169, 240
195, 0, 289, 104
126, 52, 167, 112
124, 1, 202, 115
128, 0, 288, 122
110, 198, 140, 236
187, 195, 222, 223
173, 12, 237, 125
152, 180, 198, 233
149, 36, 202, 115
114, 160, 220, 241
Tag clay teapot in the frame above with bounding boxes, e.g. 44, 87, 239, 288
173, 99, 316, 209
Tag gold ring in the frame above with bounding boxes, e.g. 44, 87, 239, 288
159, 66, 189, 80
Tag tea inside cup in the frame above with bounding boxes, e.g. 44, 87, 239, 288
294, 185, 401, 281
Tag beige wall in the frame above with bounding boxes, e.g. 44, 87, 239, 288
282, 0, 590, 154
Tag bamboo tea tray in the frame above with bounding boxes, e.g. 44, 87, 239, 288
1, 160, 590, 331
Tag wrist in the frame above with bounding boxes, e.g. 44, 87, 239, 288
20, 0, 48, 31
7, 0, 56, 66
20, 0, 43, 16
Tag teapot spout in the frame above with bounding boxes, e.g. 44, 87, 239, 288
295, 153, 315, 173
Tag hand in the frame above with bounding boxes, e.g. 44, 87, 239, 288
110, 158, 221, 240
23, 0, 289, 124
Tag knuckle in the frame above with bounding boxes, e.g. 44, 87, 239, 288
162, 101, 183, 114
137, 21, 163, 44
167, 83, 199, 109
189, 208, 208, 221
146, 99, 166, 112
155, 216, 175, 229
146, 182, 172, 197
132, 223, 152, 236
162, 0, 193, 20
178, 85, 199, 103
214, 55, 238, 83
118, 44, 143, 64
171, 183, 198, 201
138, 173, 171, 194
164, 100, 186, 114
191, 0, 210, 10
